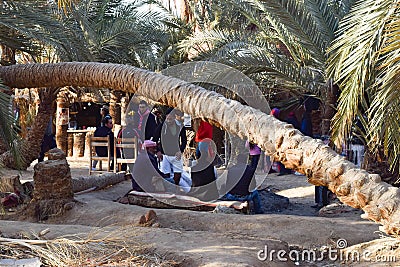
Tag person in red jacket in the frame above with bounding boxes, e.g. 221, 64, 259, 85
194, 119, 213, 159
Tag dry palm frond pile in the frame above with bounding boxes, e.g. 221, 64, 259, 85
0, 227, 179, 266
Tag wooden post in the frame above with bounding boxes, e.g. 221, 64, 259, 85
67, 132, 74, 157
84, 131, 93, 158
73, 133, 85, 157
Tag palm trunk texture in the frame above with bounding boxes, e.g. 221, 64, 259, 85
0, 62, 398, 236
0, 89, 54, 170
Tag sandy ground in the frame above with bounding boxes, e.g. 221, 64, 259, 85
0, 157, 395, 266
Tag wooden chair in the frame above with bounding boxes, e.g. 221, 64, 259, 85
89, 136, 111, 175
114, 137, 138, 173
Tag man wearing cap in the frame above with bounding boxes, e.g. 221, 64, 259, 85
153, 108, 187, 186
131, 140, 166, 192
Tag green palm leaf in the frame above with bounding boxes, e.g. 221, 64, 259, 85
0, 85, 22, 169
367, 9, 400, 170
327, 0, 396, 149
224, 0, 339, 65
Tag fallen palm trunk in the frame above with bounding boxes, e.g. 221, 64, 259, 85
72, 172, 128, 193
125, 190, 248, 211
0, 62, 399, 236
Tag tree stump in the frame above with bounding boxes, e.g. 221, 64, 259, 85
73, 133, 85, 157
30, 148, 74, 221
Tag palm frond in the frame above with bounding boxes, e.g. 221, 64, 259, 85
367, 7, 400, 171
213, 42, 325, 91
178, 28, 245, 57
0, 85, 22, 169
305, 0, 349, 37
224, 0, 331, 64
179, 28, 325, 92
0, 0, 175, 65
0, 1, 93, 61
326, 0, 396, 148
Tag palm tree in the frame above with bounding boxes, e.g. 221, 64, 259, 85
0, 0, 190, 168
177, 0, 356, 134
0, 0, 174, 64
326, 0, 400, 179
0, 87, 56, 169
0, 61, 400, 236
0, 86, 23, 168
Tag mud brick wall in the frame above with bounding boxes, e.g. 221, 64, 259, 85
33, 148, 73, 200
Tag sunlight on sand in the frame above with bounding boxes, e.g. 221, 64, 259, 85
277, 186, 315, 198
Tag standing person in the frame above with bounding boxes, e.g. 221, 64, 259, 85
300, 109, 313, 137
301, 99, 328, 209
153, 108, 187, 185
38, 116, 56, 162
92, 115, 116, 170
133, 100, 158, 141
245, 141, 261, 170
194, 119, 213, 159
100, 105, 109, 126
286, 111, 300, 130
151, 106, 164, 127
189, 143, 219, 201
116, 115, 140, 172
270, 108, 291, 175
92, 109, 110, 170
223, 153, 263, 214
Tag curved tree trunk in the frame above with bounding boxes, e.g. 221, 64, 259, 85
321, 84, 339, 136
0, 62, 399, 236
0, 88, 55, 169
109, 90, 122, 126
0, 44, 16, 66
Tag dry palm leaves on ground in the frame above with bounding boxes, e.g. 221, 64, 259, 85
0, 226, 179, 266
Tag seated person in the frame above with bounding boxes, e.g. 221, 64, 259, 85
131, 140, 166, 192
224, 153, 263, 214
92, 115, 118, 170
189, 144, 219, 201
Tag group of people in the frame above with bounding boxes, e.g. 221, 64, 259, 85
134, 132, 263, 214
35, 96, 329, 213
89, 98, 331, 213
93, 99, 331, 214
94, 100, 264, 214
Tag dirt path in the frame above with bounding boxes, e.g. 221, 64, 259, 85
0, 157, 389, 266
